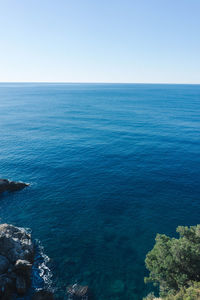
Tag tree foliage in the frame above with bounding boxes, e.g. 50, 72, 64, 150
145, 225, 200, 296
144, 282, 200, 300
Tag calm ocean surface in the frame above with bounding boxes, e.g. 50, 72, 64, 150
0, 83, 200, 299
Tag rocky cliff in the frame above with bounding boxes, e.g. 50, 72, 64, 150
0, 223, 54, 300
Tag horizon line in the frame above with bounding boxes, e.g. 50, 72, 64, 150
0, 81, 200, 85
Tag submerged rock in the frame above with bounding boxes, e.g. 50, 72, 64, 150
111, 279, 125, 295
0, 179, 29, 194
67, 283, 89, 299
32, 289, 54, 300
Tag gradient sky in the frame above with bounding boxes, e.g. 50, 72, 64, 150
0, 0, 200, 83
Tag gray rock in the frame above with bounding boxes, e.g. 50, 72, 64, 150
32, 290, 54, 300
0, 274, 13, 298
0, 274, 13, 288
16, 275, 27, 295
0, 224, 34, 263
14, 259, 32, 274
0, 179, 29, 193
0, 255, 9, 274
14, 259, 32, 288
0, 224, 34, 299
67, 283, 89, 299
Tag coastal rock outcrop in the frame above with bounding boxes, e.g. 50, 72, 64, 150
0, 224, 34, 299
0, 179, 29, 194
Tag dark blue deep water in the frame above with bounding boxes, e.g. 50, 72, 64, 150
0, 83, 200, 299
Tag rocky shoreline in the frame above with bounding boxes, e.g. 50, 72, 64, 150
0, 180, 90, 300
0, 223, 54, 300
0, 223, 91, 300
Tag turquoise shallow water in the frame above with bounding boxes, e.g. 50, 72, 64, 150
0, 83, 200, 299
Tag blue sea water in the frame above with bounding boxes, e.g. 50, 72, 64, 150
0, 83, 200, 300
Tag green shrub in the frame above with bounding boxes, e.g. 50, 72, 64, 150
143, 292, 156, 299
144, 282, 200, 300
145, 225, 200, 296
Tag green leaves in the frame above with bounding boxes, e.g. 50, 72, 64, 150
145, 225, 200, 296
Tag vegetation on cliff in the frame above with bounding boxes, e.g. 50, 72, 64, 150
144, 282, 200, 300
144, 225, 200, 300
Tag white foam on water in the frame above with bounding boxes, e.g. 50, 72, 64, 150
34, 239, 53, 291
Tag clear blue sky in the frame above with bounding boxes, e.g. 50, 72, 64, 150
0, 0, 200, 83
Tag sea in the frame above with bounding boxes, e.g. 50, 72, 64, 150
0, 83, 200, 300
